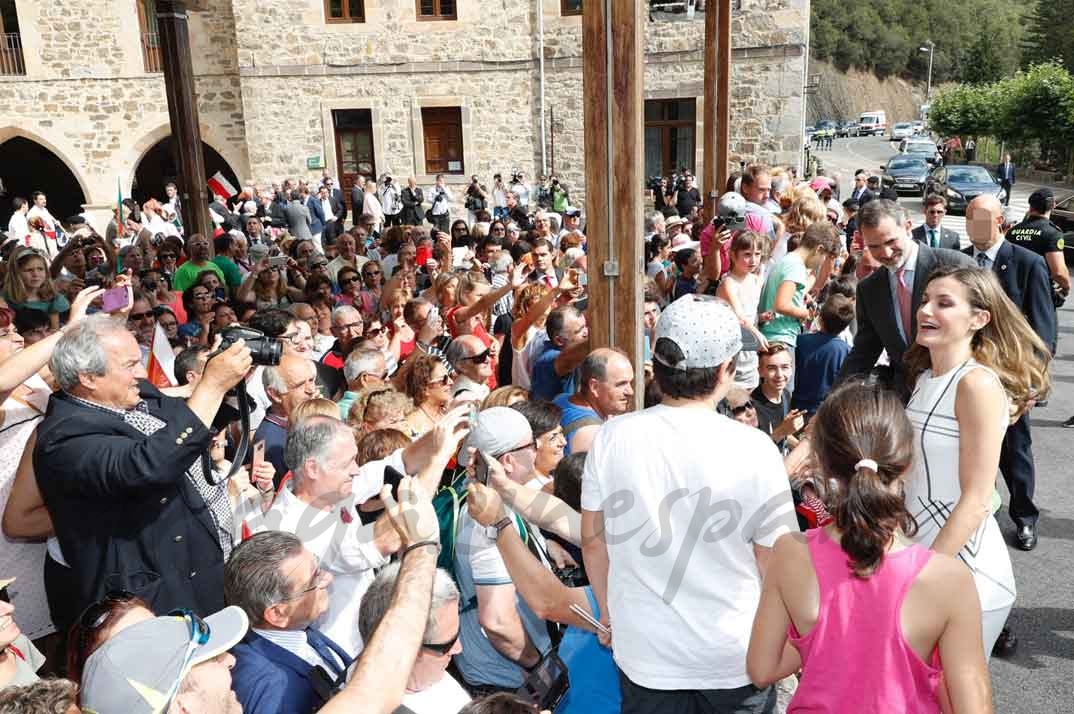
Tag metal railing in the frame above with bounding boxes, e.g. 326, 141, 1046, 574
0, 33, 26, 76
141, 32, 162, 73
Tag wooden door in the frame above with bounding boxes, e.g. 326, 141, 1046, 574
333, 109, 376, 211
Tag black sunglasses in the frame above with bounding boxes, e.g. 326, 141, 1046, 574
731, 400, 755, 416
340, 275, 360, 285
127, 310, 155, 322
463, 348, 491, 364
365, 326, 386, 338
422, 628, 460, 655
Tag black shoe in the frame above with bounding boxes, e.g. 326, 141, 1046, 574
992, 626, 1018, 658
1062, 415, 1074, 428
1016, 524, 1038, 551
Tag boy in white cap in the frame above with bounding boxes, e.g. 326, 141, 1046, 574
581, 295, 796, 713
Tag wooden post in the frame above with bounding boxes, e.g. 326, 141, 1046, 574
583, 0, 644, 405
156, 0, 211, 239
703, 0, 733, 221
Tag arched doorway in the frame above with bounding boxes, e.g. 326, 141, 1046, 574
132, 137, 242, 204
0, 136, 87, 230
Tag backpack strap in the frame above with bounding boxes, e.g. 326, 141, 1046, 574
561, 414, 601, 442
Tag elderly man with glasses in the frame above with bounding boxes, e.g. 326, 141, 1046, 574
319, 306, 365, 388
226, 531, 354, 713
445, 334, 493, 402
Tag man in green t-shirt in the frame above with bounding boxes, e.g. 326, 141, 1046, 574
212, 232, 245, 290
172, 233, 225, 293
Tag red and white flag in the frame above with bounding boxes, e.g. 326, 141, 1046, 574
207, 171, 237, 202
147, 322, 177, 388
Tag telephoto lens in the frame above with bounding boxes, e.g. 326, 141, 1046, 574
217, 326, 282, 366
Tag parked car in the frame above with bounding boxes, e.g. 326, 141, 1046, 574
843, 121, 860, 137
911, 120, 926, 135
890, 122, 915, 141
923, 164, 1006, 214
880, 156, 931, 195
1044, 193, 1074, 265
835, 121, 853, 137
900, 138, 941, 164
816, 119, 838, 132
805, 125, 816, 142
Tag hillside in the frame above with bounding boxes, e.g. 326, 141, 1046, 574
806, 60, 926, 125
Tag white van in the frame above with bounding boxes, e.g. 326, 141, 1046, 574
857, 111, 887, 137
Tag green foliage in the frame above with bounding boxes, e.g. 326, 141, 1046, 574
811, 0, 1029, 83
1023, 0, 1074, 71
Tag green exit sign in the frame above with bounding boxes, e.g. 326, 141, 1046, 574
306, 155, 324, 170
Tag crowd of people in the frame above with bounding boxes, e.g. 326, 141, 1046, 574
0, 157, 1060, 714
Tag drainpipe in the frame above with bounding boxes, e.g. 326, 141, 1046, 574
538, 0, 548, 176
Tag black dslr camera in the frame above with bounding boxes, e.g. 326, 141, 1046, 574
217, 326, 282, 366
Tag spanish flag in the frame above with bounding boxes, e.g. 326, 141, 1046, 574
146, 322, 177, 388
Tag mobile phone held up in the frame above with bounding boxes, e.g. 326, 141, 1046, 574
472, 449, 494, 486
101, 286, 130, 313
383, 465, 405, 502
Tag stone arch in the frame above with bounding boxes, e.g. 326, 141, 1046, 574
0, 128, 91, 228
129, 124, 244, 204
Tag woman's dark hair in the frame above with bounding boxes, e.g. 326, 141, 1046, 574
510, 399, 562, 439
509, 240, 534, 264
553, 452, 586, 511
181, 284, 209, 314
811, 381, 917, 578
652, 337, 727, 399
304, 274, 333, 301
672, 248, 696, 270
195, 269, 221, 289
645, 234, 669, 264
643, 374, 664, 408
827, 274, 857, 300
459, 693, 539, 714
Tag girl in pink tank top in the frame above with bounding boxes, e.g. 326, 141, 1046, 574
747, 382, 993, 713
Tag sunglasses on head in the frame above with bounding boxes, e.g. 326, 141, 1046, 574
75, 590, 139, 658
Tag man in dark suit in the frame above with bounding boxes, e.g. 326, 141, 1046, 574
849, 170, 875, 205
838, 199, 975, 397
965, 195, 1056, 551
911, 195, 961, 250
319, 184, 347, 247
324, 176, 347, 225
226, 532, 354, 713
997, 153, 1016, 206
34, 314, 252, 617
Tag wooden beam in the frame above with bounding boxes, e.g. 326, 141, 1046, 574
702, 0, 733, 220
583, 0, 644, 405
157, 0, 211, 239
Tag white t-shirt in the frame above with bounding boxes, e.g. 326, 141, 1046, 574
401, 672, 471, 713
580, 404, 795, 690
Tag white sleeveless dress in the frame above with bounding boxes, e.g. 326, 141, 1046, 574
905, 360, 1016, 655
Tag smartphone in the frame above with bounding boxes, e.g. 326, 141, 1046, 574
252, 440, 266, 472
268, 255, 288, 268
383, 465, 405, 502
467, 404, 479, 430
214, 287, 227, 302
472, 449, 493, 486
85, 269, 103, 288
101, 286, 129, 313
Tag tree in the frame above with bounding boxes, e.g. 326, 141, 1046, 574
1024, 0, 1074, 71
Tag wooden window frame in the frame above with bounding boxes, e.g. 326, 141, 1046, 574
416, 0, 457, 21
421, 107, 465, 176
325, 0, 366, 23
561, 0, 583, 16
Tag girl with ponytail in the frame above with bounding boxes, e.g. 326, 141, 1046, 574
747, 382, 992, 713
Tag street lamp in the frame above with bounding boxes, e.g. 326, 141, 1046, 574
919, 41, 935, 103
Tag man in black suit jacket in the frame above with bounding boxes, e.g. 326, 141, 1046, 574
838, 199, 975, 397
849, 170, 874, 205
34, 315, 252, 617
911, 195, 961, 250
996, 153, 1016, 206
965, 195, 1056, 551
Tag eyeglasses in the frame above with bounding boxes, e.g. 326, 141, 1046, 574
340, 275, 360, 285
462, 348, 491, 364
335, 321, 364, 332
128, 311, 155, 322
363, 269, 382, 277
731, 400, 756, 416
434, 373, 454, 386
277, 567, 330, 601
75, 590, 138, 660
422, 629, 460, 655
365, 326, 386, 338
280, 331, 305, 345
192, 292, 212, 300
502, 440, 537, 456
159, 254, 177, 261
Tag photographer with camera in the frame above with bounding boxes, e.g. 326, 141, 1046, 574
492, 173, 509, 221
508, 169, 532, 208
33, 314, 256, 618
378, 173, 403, 228
429, 174, 453, 233
465, 174, 489, 227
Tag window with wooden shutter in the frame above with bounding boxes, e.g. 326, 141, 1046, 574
421, 107, 465, 175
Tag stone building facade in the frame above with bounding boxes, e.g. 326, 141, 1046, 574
0, 0, 807, 228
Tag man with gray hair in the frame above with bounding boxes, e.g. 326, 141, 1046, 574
252, 353, 319, 486
358, 563, 470, 712
445, 334, 493, 402
337, 347, 388, 419
319, 305, 365, 387
227, 531, 354, 712
837, 198, 974, 396
553, 347, 635, 455
35, 313, 252, 617
247, 411, 468, 656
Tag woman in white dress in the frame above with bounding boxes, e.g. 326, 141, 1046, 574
904, 266, 1051, 658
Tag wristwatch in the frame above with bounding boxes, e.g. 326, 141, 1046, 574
484, 516, 513, 541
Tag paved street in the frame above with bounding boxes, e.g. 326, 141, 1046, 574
819, 136, 1074, 712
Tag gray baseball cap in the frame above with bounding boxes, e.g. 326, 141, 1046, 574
80, 606, 248, 714
653, 295, 744, 370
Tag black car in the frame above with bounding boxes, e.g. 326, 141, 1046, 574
1045, 193, 1074, 265
923, 165, 1006, 214
880, 156, 930, 195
